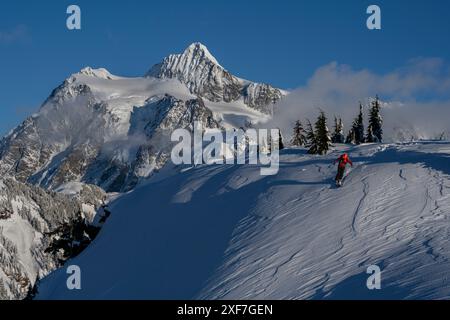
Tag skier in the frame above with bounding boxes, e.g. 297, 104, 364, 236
334, 153, 353, 186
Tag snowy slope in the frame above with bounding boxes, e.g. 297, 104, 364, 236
36, 142, 450, 299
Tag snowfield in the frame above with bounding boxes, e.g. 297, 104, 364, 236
36, 142, 450, 300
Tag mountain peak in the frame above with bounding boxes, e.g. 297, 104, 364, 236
146, 42, 223, 79
182, 42, 221, 67
144, 42, 282, 112
76, 67, 116, 80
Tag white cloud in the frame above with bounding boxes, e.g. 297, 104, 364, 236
270, 58, 450, 142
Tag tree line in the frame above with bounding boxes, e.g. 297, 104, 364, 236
290, 96, 383, 155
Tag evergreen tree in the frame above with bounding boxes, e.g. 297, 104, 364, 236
291, 120, 307, 146
366, 124, 375, 143
309, 111, 331, 155
278, 129, 285, 150
331, 117, 345, 143
305, 119, 317, 154
266, 130, 273, 153
338, 118, 345, 143
245, 120, 254, 129
331, 116, 338, 143
315, 111, 332, 155
345, 128, 356, 144
367, 95, 383, 142
45, 214, 101, 264
351, 103, 365, 144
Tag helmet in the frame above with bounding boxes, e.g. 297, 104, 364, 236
342, 153, 348, 159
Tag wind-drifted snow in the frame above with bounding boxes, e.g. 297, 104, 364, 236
37, 142, 450, 300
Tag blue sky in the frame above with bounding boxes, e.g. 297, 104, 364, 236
1, 0, 450, 135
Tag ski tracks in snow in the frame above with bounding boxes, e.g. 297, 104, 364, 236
351, 176, 369, 235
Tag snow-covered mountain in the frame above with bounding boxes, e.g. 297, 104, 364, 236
0, 179, 105, 299
0, 43, 283, 193
3, 41, 449, 301
36, 142, 450, 299
0, 43, 284, 300
146, 43, 283, 114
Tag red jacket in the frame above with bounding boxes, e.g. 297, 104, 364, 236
336, 155, 353, 168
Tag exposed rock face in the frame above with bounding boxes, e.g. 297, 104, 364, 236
126, 96, 221, 190
0, 117, 53, 183
0, 78, 103, 188
146, 42, 283, 115
84, 95, 222, 191
243, 83, 282, 114
147, 43, 243, 103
